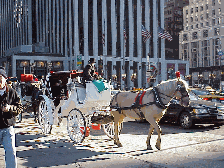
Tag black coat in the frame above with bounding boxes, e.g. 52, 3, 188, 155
0, 85, 21, 128
82, 64, 97, 82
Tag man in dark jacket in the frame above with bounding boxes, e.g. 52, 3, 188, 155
82, 58, 98, 83
0, 68, 21, 168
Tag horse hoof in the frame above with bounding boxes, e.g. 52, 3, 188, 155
147, 145, 153, 150
117, 143, 123, 147
114, 142, 123, 147
155, 144, 161, 150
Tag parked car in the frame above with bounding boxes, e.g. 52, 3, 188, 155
190, 87, 224, 104
160, 90, 224, 129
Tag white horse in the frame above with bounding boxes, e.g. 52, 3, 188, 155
110, 78, 189, 150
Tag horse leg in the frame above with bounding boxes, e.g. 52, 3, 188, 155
146, 124, 154, 150
146, 118, 162, 150
111, 111, 124, 147
153, 120, 162, 150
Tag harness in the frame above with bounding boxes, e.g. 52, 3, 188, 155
110, 84, 188, 120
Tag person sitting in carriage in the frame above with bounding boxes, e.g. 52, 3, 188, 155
82, 58, 98, 85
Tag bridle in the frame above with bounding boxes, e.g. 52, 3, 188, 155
156, 81, 189, 107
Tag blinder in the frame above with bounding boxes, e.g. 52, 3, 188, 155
176, 83, 189, 100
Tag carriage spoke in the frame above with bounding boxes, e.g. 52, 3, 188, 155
38, 100, 52, 134
67, 109, 86, 143
102, 122, 123, 139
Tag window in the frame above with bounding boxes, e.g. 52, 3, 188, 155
191, 8, 193, 14
212, 10, 215, 16
191, 25, 193, 29
206, 13, 209, 19
218, 8, 221, 15
192, 32, 198, 39
201, 14, 203, 20
195, 7, 198, 12
196, 24, 198, 28
218, 18, 221, 24
186, 9, 188, 15
183, 34, 188, 41
206, 22, 209, 26
201, 23, 203, 27
191, 17, 193, 22
214, 27, 220, 36
206, 4, 208, 10
212, 19, 216, 25
200, 6, 203, 11
186, 26, 188, 30
212, 0, 215, 6
195, 16, 198, 21
186, 17, 188, 23
203, 30, 208, 37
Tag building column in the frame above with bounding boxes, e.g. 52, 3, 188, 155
137, 0, 142, 88
93, 0, 98, 58
83, 0, 89, 66
160, 0, 166, 81
27, 0, 32, 45
153, 0, 159, 86
128, 0, 134, 89
52, 0, 56, 53
120, 0, 125, 90
68, 0, 72, 69
74, 0, 79, 69
60, 0, 64, 55
56, 0, 60, 53
111, 0, 116, 82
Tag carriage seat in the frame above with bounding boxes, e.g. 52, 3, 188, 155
75, 82, 86, 104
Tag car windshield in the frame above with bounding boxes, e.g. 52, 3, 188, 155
191, 89, 211, 96
189, 91, 198, 100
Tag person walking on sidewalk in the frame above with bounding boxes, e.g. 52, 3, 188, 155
0, 67, 22, 168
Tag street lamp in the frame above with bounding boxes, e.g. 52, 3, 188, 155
112, 74, 117, 89
209, 73, 216, 88
198, 74, 204, 87
131, 73, 137, 82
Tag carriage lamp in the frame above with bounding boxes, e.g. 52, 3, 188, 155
122, 74, 126, 81
131, 73, 137, 82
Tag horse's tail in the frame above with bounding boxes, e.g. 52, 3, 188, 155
110, 91, 120, 108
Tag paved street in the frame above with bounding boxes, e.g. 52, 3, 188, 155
1, 113, 224, 168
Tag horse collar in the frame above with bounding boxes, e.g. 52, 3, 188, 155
152, 87, 166, 109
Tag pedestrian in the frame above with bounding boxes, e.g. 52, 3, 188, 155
0, 67, 22, 168
82, 58, 98, 83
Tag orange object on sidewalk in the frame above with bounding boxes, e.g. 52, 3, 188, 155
91, 124, 101, 130
80, 126, 90, 137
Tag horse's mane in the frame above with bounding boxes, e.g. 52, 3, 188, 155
159, 78, 189, 90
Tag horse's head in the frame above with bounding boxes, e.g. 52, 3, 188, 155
175, 79, 190, 107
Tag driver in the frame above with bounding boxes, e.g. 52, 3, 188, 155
82, 58, 98, 83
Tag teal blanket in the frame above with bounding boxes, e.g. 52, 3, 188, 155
92, 79, 108, 93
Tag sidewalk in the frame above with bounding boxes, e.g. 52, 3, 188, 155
1, 115, 224, 168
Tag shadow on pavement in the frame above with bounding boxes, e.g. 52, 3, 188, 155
16, 133, 111, 167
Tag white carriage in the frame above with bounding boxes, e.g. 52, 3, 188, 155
38, 71, 118, 143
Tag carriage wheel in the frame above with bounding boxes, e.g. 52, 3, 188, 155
38, 100, 52, 134
16, 113, 22, 123
102, 122, 123, 139
67, 108, 86, 143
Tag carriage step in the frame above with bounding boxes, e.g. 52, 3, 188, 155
91, 115, 114, 124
